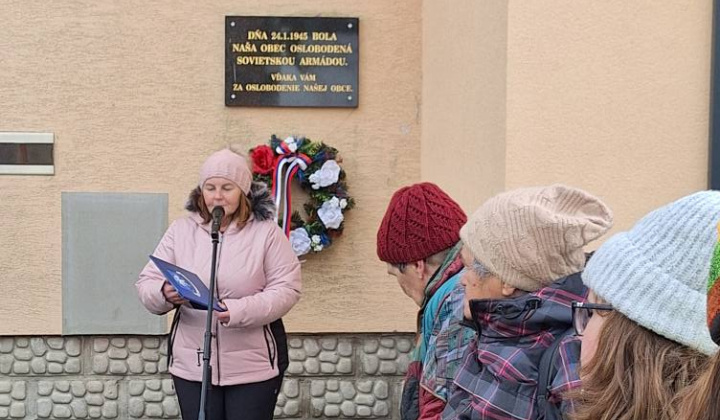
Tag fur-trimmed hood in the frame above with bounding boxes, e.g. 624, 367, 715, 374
185, 181, 276, 223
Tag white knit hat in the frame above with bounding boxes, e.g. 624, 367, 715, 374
582, 191, 720, 355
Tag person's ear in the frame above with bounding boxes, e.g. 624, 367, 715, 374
500, 282, 517, 297
412, 260, 426, 280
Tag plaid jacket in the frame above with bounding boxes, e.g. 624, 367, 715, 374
401, 244, 476, 420
442, 273, 586, 420
421, 281, 477, 401
548, 334, 581, 416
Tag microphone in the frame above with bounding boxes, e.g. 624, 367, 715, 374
211, 206, 225, 236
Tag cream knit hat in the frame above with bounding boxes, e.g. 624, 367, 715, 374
460, 184, 613, 292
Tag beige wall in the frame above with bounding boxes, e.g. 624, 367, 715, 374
0, 0, 714, 335
504, 0, 712, 234
0, 0, 421, 335
423, 0, 712, 237
421, 0, 508, 212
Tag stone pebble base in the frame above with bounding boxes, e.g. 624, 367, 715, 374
0, 334, 414, 419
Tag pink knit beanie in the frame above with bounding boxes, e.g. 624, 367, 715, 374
198, 149, 252, 194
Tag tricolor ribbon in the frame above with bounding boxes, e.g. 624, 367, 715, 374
272, 148, 312, 237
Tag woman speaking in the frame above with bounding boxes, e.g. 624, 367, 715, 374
136, 147, 302, 420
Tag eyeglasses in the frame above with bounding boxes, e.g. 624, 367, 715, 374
572, 301, 614, 336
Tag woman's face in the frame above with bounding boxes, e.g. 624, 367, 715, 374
202, 177, 242, 220
579, 290, 607, 368
459, 246, 506, 320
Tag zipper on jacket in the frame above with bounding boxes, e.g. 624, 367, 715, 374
167, 306, 182, 368
269, 325, 278, 368
263, 325, 276, 369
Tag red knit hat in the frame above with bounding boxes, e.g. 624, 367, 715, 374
377, 183, 467, 264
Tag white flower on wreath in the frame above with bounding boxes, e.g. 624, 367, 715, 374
318, 196, 344, 229
284, 136, 298, 153
339, 198, 348, 209
313, 244, 324, 252
311, 235, 321, 245
289, 227, 312, 256
308, 160, 341, 190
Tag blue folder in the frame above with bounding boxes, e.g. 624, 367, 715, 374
149, 255, 226, 312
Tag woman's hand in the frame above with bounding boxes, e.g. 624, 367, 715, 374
162, 282, 188, 306
216, 301, 230, 325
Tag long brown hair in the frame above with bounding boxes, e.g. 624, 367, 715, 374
569, 312, 707, 420
188, 186, 252, 230
674, 352, 720, 420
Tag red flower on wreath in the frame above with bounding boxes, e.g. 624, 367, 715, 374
250, 145, 275, 175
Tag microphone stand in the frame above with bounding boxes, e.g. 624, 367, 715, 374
198, 224, 221, 420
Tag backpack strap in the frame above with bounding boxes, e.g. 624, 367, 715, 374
536, 327, 573, 420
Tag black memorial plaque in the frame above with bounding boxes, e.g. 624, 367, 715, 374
225, 16, 359, 107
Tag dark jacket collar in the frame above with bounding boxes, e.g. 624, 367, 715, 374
467, 272, 587, 340
186, 181, 276, 235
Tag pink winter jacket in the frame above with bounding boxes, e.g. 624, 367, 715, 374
136, 204, 301, 386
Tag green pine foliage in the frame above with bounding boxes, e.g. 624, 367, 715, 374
249, 135, 355, 253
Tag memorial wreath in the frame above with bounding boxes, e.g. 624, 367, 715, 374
249, 135, 355, 256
